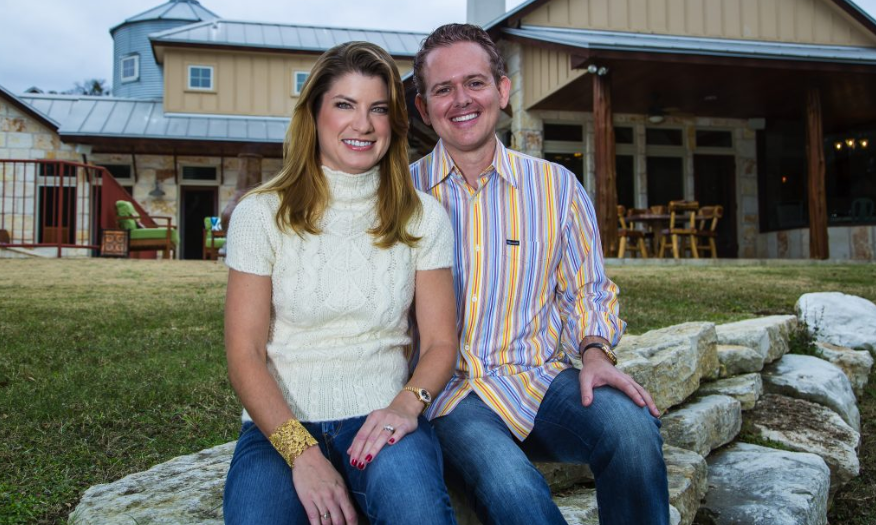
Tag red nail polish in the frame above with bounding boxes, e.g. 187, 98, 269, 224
388, 438, 395, 444
350, 458, 356, 466
365, 454, 372, 462
358, 462, 365, 469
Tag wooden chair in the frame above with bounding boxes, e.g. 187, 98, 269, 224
695, 205, 723, 259
658, 200, 700, 259
617, 205, 649, 258
203, 216, 225, 260
114, 201, 178, 259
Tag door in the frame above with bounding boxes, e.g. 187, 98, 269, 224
180, 186, 218, 260
694, 155, 737, 257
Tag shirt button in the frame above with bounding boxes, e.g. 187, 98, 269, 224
475, 245, 481, 252
464, 345, 471, 351
471, 295, 478, 302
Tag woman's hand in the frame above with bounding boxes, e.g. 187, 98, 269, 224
292, 447, 358, 525
345, 396, 421, 469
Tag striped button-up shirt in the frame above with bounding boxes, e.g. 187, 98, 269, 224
410, 138, 626, 440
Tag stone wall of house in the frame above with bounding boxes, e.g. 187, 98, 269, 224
757, 225, 876, 260
1, 99, 85, 256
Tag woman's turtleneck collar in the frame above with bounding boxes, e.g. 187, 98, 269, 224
322, 165, 380, 204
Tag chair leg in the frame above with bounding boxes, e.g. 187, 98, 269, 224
638, 238, 648, 258
618, 236, 627, 258
709, 238, 717, 259
658, 236, 666, 258
689, 235, 699, 259
672, 234, 680, 259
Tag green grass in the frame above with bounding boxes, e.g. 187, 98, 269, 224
1, 259, 875, 524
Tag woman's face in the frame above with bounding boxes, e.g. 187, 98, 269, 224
317, 72, 392, 174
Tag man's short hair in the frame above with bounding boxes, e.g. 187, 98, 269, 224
413, 23, 507, 97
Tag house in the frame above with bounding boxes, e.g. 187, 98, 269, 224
2, 0, 875, 260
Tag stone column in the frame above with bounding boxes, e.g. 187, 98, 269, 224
221, 153, 263, 230
501, 41, 544, 158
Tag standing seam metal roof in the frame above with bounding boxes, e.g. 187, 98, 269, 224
16, 94, 288, 143
111, 0, 219, 34
149, 20, 427, 57
502, 26, 876, 64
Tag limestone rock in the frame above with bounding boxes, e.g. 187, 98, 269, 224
796, 292, 876, 352
716, 315, 797, 364
661, 395, 741, 457
614, 322, 719, 412
815, 342, 873, 398
697, 443, 830, 525
664, 445, 708, 525
697, 373, 763, 410
554, 489, 681, 525
762, 354, 860, 432
537, 462, 593, 491
716, 344, 764, 378
69, 442, 233, 524
746, 394, 860, 494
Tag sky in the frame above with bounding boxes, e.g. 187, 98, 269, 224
1, 0, 875, 95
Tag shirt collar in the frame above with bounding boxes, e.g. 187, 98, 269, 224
425, 136, 519, 190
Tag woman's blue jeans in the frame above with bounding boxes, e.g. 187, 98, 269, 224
224, 414, 457, 525
431, 368, 670, 525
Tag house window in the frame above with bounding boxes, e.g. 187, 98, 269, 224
544, 123, 583, 142
182, 166, 218, 181
188, 66, 214, 90
293, 71, 309, 95
121, 55, 139, 82
98, 164, 133, 180
696, 130, 733, 148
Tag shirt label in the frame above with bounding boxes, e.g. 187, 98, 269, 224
506, 239, 520, 246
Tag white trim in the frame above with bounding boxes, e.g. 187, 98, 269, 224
293, 71, 309, 95
187, 65, 214, 91
120, 55, 140, 83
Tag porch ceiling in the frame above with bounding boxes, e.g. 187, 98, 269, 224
529, 53, 876, 133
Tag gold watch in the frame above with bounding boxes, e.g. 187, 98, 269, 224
403, 386, 433, 411
582, 342, 618, 366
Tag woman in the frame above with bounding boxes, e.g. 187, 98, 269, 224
223, 41, 458, 525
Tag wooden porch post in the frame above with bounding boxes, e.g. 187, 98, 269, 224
806, 88, 829, 260
593, 72, 618, 256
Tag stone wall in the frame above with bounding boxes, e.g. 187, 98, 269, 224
758, 225, 876, 260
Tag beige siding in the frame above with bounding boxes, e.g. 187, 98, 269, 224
522, 46, 586, 109
164, 49, 413, 117
521, 0, 876, 46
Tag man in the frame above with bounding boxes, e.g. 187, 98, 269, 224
409, 24, 670, 525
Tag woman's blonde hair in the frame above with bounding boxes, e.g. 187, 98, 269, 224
252, 41, 420, 248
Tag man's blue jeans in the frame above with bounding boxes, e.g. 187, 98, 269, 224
431, 368, 669, 525
224, 415, 457, 525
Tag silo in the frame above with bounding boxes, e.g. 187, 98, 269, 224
110, 0, 219, 99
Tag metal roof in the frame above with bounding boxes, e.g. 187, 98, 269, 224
15, 94, 288, 143
0, 86, 61, 129
111, 0, 219, 34
150, 19, 427, 57
502, 26, 876, 65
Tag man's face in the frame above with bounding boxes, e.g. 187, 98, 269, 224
415, 41, 510, 159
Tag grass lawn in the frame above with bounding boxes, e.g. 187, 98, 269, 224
1, 259, 874, 524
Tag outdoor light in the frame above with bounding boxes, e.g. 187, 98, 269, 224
846, 138, 856, 149
587, 64, 598, 74
861, 139, 869, 149
781, 176, 788, 184
149, 180, 166, 198
597, 67, 609, 76
648, 114, 665, 124
835, 142, 843, 150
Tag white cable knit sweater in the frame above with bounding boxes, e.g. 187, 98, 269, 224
225, 165, 454, 423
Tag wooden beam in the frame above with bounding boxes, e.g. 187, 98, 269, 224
806, 88, 829, 260
593, 72, 618, 256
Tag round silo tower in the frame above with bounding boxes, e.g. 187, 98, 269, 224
110, 0, 219, 99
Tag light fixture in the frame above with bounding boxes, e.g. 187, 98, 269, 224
835, 142, 843, 150
846, 138, 856, 149
861, 139, 869, 149
149, 180, 166, 198
781, 176, 788, 184
597, 66, 609, 76
587, 64, 598, 74
648, 114, 665, 124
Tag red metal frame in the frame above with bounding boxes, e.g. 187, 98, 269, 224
0, 159, 158, 257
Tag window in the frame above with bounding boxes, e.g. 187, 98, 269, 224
757, 120, 808, 231
696, 130, 733, 148
825, 131, 876, 225
121, 55, 139, 82
646, 128, 683, 146
647, 157, 685, 206
293, 71, 309, 95
615, 127, 634, 145
98, 164, 132, 180
188, 66, 214, 90
182, 166, 218, 181
544, 124, 583, 142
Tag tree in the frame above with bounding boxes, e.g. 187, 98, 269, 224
65, 79, 111, 97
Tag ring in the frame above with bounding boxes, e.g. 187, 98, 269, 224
321, 511, 331, 520
382, 424, 395, 433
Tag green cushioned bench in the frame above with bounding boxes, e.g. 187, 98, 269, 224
115, 201, 178, 259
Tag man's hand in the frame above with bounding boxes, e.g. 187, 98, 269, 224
579, 347, 660, 417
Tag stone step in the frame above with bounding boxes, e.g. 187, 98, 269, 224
697, 373, 763, 411
716, 344, 764, 378
697, 442, 830, 525
661, 395, 741, 457
745, 394, 860, 495
716, 315, 797, 364
762, 354, 860, 432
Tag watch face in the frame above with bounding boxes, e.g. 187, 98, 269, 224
419, 389, 432, 403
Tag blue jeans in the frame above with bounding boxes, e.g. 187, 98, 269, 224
224, 415, 457, 525
432, 368, 669, 525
